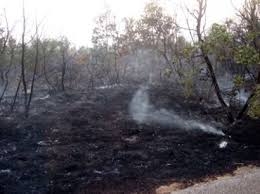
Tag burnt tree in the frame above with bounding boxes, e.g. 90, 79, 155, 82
188, 0, 234, 122
21, 4, 28, 111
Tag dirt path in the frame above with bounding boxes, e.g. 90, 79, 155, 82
157, 166, 260, 194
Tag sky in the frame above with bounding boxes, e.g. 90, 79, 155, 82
1, 0, 245, 47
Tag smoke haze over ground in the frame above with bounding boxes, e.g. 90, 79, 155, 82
129, 85, 224, 136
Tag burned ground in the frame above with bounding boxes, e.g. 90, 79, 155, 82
0, 85, 259, 194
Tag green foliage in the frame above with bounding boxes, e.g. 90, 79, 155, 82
234, 45, 260, 66
204, 23, 233, 60
246, 31, 260, 43
181, 70, 195, 98
182, 44, 196, 59
207, 24, 232, 44
92, 10, 118, 49
136, 1, 177, 49
248, 85, 260, 119
163, 68, 172, 78
233, 75, 245, 89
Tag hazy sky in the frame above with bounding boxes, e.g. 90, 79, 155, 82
1, 0, 244, 47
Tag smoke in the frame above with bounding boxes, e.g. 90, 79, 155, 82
236, 88, 250, 103
129, 86, 224, 136
218, 73, 250, 105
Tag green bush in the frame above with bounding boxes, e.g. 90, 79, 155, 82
248, 85, 260, 119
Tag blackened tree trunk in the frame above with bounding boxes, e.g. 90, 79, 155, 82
25, 23, 39, 117
190, 0, 234, 122
0, 11, 10, 87
42, 48, 55, 91
202, 49, 234, 122
10, 78, 21, 112
21, 4, 28, 112
61, 49, 66, 92
0, 47, 14, 103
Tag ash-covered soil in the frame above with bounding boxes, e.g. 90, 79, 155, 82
0, 85, 259, 194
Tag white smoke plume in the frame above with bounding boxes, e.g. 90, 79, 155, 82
129, 85, 224, 136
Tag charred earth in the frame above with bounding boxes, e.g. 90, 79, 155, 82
0, 85, 259, 194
